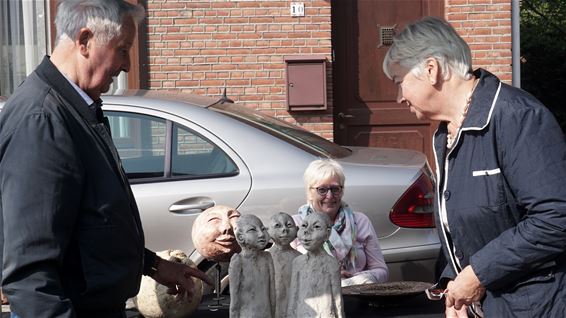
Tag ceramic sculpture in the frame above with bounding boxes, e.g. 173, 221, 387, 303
191, 205, 241, 262
267, 212, 301, 318
229, 214, 276, 318
287, 212, 345, 318
135, 250, 203, 318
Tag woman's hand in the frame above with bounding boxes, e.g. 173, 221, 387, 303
445, 302, 469, 318
446, 265, 485, 310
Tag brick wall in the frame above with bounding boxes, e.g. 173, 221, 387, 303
446, 0, 513, 83
144, 1, 512, 139
145, 0, 333, 138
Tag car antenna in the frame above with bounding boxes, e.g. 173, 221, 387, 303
220, 87, 234, 104
205, 87, 234, 108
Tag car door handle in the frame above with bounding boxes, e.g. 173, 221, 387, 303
338, 112, 354, 119
169, 197, 215, 215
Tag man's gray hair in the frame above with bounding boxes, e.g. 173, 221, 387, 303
55, 0, 145, 45
383, 16, 473, 81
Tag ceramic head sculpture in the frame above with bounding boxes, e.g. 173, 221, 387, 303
297, 211, 332, 252
234, 214, 270, 251
192, 205, 241, 262
267, 212, 299, 247
135, 250, 203, 318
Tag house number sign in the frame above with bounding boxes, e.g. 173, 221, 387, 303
290, 2, 305, 17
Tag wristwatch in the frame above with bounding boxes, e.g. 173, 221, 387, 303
149, 256, 161, 277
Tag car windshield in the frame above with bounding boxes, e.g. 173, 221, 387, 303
210, 102, 351, 158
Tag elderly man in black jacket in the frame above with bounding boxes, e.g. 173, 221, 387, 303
0, 1, 211, 317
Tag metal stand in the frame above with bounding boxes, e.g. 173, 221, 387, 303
207, 262, 229, 310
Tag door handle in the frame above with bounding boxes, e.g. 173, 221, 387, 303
169, 197, 215, 215
337, 112, 354, 119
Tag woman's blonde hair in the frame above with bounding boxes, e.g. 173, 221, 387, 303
303, 159, 345, 200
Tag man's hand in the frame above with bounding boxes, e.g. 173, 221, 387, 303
445, 265, 486, 310
151, 258, 213, 301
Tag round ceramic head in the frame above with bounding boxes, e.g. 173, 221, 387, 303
191, 205, 241, 262
297, 212, 331, 252
267, 212, 298, 246
235, 214, 270, 251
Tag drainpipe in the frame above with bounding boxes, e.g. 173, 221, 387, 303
512, 0, 521, 88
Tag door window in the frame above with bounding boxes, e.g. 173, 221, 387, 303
172, 123, 237, 176
106, 111, 237, 181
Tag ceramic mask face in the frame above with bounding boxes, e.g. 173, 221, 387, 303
191, 205, 241, 262
297, 212, 331, 252
236, 214, 270, 250
267, 213, 298, 246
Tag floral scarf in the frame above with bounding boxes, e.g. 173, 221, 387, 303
298, 203, 357, 271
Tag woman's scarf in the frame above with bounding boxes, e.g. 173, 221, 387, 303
298, 203, 357, 271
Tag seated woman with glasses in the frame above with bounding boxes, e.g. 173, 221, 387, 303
290, 159, 389, 286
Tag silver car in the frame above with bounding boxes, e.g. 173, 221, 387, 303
0, 91, 440, 283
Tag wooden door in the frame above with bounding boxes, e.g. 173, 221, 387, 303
332, 0, 443, 166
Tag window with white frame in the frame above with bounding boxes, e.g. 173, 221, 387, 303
0, 0, 50, 97
0, 1, 127, 97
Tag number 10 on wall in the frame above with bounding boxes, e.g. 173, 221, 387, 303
290, 2, 305, 17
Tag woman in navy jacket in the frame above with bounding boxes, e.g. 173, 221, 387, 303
383, 17, 566, 317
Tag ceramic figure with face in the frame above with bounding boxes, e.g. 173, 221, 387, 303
268, 212, 299, 248
297, 212, 332, 252
287, 212, 345, 318
234, 214, 270, 251
191, 205, 241, 262
229, 214, 276, 318
267, 212, 300, 318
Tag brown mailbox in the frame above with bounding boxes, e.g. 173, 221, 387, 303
285, 55, 327, 111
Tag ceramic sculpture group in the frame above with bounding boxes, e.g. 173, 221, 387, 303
134, 206, 345, 318
230, 211, 345, 318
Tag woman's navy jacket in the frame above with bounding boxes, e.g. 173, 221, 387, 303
433, 69, 566, 316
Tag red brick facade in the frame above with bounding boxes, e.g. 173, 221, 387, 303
144, 0, 512, 139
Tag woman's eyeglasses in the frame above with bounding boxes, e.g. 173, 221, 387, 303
425, 287, 484, 318
425, 288, 447, 300
311, 186, 343, 196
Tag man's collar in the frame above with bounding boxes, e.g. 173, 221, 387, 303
61, 73, 94, 106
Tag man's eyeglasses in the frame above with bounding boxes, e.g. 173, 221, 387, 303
311, 186, 343, 196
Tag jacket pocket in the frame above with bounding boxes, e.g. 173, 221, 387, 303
472, 168, 501, 176
508, 266, 555, 292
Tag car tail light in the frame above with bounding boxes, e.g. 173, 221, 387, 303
389, 172, 435, 228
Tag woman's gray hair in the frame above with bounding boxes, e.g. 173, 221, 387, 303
303, 159, 346, 198
383, 16, 473, 81
55, 0, 145, 45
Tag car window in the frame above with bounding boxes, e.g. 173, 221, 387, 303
106, 111, 238, 181
106, 111, 166, 179
172, 123, 237, 176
